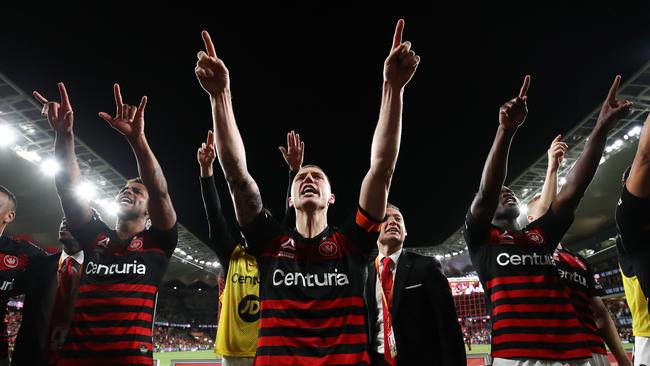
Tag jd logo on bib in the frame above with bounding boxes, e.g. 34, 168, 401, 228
238, 295, 260, 322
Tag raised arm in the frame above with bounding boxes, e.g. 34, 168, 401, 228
590, 297, 631, 366
469, 76, 530, 223
279, 131, 304, 228
33, 83, 92, 229
195, 30, 262, 226
551, 76, 632, 219
359, 19, 420, 219
626, 112, 650, 197
530, 135, 567, 219
99, 84, 176, 230
198, 130, 238, 268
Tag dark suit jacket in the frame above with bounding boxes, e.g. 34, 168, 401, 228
12, 253, 61, 366
366, 251, 466, 366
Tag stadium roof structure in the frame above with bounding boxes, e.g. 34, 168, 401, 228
437, 61, 650, 260
0, 72, 220, 285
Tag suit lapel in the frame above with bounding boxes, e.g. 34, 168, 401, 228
392, 251, 412, 317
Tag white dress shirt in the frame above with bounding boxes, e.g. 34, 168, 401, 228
374, 248, 402, 354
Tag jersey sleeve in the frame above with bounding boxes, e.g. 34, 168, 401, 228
616, 186, 650, 258
147, 222, 178, 258
339, 206, 383, 258
529, 208, 573, 252
463, 210, 492, 252
21, 240, 47, 258
70, 210, 112, 252
615, 187, 650, 298
240, 209, 284, 258
585, 259, 606, 298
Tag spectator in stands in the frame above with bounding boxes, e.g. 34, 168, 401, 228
366, 203, 465, 365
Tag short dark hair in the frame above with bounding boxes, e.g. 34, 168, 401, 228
0, 185, 17, 211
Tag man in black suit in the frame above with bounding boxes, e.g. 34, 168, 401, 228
12, 219, 82, 366
366, 204, 465, 366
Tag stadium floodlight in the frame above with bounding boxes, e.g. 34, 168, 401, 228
559, 177, 567, 186
199, 260, 205, 264
40, 158, 60, 176
13, 147, 41, 162
0, 125, 17, 147
629, 125, 642, 137
76, 182, 97, 200
519, 204, 528, 216
186, 255, 193, 260
613, 139, 624, 149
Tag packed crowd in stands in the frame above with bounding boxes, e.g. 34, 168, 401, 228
153, 326, 214, 352
4, 306, 21, 355
606, 300, 632, 319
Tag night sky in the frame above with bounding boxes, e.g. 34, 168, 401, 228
2, 5, 650, 248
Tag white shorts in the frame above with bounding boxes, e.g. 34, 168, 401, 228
589, 353, 610, 366
635, 336, 650, 366
222, 357, 255, 366
492, 358, 591, 366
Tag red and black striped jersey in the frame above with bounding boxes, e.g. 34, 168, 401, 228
553, 244, 606, 354
58, 216, 177, 366
463, 210, 592, 361
0, 235, 46, 359
241, 208, 381, 366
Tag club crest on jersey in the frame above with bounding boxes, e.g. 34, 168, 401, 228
318, 240, 338, 257
128, 237, 144, 252
526, 231, 544, 245
95, 233, 110, 248
3, 255, 18, 269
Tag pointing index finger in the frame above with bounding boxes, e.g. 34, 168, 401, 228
607, 75, 622, 108
392, 19, 404, 50
518, 75, 530, 98
202, 30, 217, 58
